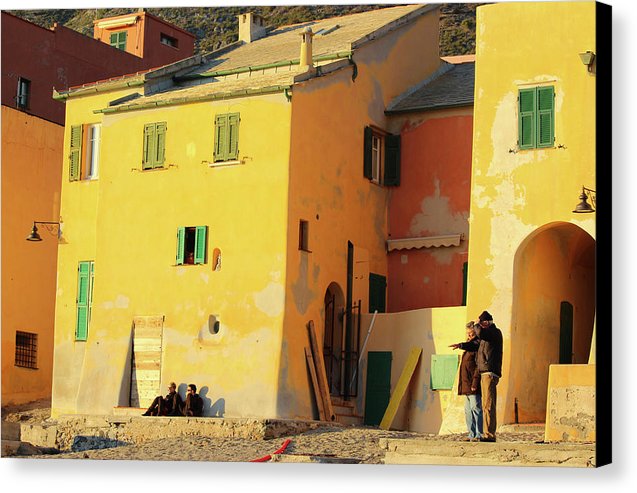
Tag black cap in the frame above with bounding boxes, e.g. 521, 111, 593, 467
478, 311, 493, 322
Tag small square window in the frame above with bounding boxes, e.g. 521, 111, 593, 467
176, 226, 208, 265
16, 77, 30, 110
15, 331, 38, 369
299, 220, 309, 251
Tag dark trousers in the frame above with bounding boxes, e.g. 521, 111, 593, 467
145, 396, 167, 416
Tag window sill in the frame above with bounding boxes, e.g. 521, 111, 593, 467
207, 160, 242, 168
138, 165, 174, 172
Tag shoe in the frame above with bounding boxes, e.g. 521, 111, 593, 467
479, 436, 496, 442
461, 437, 472, 442
470, 437, 480, 442
142, 411, 151, 416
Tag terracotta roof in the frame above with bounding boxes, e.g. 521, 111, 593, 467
386, 60, 475, 113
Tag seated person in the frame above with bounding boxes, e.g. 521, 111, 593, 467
142, 382, 183, 416
180, 383, 204, 417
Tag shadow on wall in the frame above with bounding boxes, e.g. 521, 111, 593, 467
117, 326, 134, 407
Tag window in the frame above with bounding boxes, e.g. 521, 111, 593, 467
368, 273, 387, 313
518, 85, 555, 149
143, 122, 167, 169
160, 33, 178, 48
110, 31, 127, 51
176, 226, 207, 265
16, 77, 30, 110
299, 220, 309, 251
214, 113, 240, 162
76, 261, 94, 341
15, 331, 38, 369
430, 354, 459, 390
69, 124, 101, 181
363, 126, 400, 186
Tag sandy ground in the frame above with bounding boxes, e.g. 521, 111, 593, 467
2, 401, 545, 463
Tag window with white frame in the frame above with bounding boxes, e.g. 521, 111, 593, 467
86, 124, 101, 179
371, 134, 382, 183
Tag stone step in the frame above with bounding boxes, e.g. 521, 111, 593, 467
499, 423, 545, 433
1, 421, 21, 441
335, 414, 364, 427
113, 406, 147, 416
379, 438, 595, 467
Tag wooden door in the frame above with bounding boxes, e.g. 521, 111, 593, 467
364, 351, 392, 426
130, 316, 164, 408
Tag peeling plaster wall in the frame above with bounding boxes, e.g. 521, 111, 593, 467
52, 88, 292, 418
277, 8, 442, 418
387, 107, 473, 311
464, 2, 596, 427
2, 107, 63, 405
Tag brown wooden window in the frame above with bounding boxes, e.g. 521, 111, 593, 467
299, 220, 309, 252
15, 331, 38, 369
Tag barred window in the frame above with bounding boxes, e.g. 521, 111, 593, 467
15, 331, 38, 369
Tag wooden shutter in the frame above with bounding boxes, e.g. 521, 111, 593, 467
364, 351, 392, 426
430, 354, 459, 390
383, 134, 401, 186
69, 125, 83, 181
110, 32, 118, 47
369, 273, 387, 313
228, 113, 240, 160
194, 226, 207, 264
119, 31, 127, 50
176, 227, 185, 265
214, 115, 228, 162
537, 86, 554, 148
75, 261, 91, 340
155, 122, 167, 167
518, 88, 536, 149
142, 123, 156, 169
363, 126, 373, 179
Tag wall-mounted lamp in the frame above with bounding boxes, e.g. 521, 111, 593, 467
579, 51, 595, 73
26, 221, 61, 241
573, 186, 596, 213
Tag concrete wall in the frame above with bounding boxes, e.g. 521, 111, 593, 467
387, 106, 473, 311
1, 107, 63, 405
278, 7, 442, 419
544, 364, 595, 442
51, 87, 293, 418
464, 1, 596, 427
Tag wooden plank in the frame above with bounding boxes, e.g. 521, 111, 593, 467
379, 347, 422, 430
307, 320, 335, 421
305, 347, 327, 421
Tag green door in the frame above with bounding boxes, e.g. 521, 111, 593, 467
560, 301, 574, 364
364, 351, 392, 426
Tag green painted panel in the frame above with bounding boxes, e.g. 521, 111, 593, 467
194, 226, 207, 264
176, 227, 185, 265
430, 354, 459, 390
75, 261, 91, 341
537, 86, 554, 148
214, 114, 227, 161
518, 88, 536, 149
364, 351, 392, 426
69, 125, 82, 181
155, 122, 167, 166
142, 123, 156, 169
369, 273, 386, 313
383, 134, 401, 186
228, 113, 240, 160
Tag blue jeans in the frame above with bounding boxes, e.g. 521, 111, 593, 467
464, 394, 483, 439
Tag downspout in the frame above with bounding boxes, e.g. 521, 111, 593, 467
347, 54, 358, 82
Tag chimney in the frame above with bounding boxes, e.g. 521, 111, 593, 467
298, 27, 315, 73
237, 13, 267, 44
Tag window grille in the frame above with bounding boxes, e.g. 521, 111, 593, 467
15, 331, 38, 369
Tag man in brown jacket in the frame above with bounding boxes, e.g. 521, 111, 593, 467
143, 382, 183, 416
450, 322, 483, 441
180, 383, 204, 417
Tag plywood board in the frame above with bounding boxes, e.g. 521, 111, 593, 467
307, 320, 335, 421
305, 347, 327, 421
379, 347, 422, 430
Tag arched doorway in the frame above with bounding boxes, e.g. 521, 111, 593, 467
508, 222, 595, 423
323, 282, 345, 396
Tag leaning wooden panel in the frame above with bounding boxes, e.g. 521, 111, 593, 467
379, 347, 422, 430
305, 347, 327, 421
307, 320, 335, 421
130, 316, 164, 408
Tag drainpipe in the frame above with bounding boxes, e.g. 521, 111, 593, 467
298, 27, 315, 74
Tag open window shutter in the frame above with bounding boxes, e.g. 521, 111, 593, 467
518, 88, 536, 149
143, 123, 156, 169
88, 261, 95, 325
384, 134, 401, 186
119, 31, 127, 50
228, 114, 240, 160
76, 262, 90, 340
194, 226, 207, 264
369, 273, 387, 313
537, 86, 554, 148
110, 32, 118, 47
69, 125, 83, 181
176, 227, 185, 265
155, 122, 167, 167
214, 115, 227, 162
430, 354, 459, 390
363, 126, 373, 179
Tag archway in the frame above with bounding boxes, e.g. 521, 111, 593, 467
508, 222, 595, 424
323, 282, 345, 396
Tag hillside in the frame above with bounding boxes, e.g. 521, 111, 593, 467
8, 3, 486, 57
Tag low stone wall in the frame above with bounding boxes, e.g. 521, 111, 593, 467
21, 415, 329, 452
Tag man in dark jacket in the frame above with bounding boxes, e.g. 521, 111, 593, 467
450, 322, 483, 441
473, 310, 503, 442
143, 382, 183, 416
180, 383, 204, 417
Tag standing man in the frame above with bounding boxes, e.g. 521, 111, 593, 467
473, 310, 503, 442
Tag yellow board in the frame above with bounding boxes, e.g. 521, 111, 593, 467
379, 347, 422, 430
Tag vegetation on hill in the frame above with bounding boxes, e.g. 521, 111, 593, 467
9, 3, 487, 57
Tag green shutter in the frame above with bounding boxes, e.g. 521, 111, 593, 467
76, 262, 91, 341
537, 86, 554, 148
176, 227, 185, 265
143, 123, 156, 169
363, 126, 373, 179
384, 134, 401, 186
110, 32, 118, 47
369, 273, 387, 313
228, 113, 240, 160
155, 122, 167, 167
519, 88, 536, 149
364, 351, 392, 426
214, 115, 228, 162
69, 125, 83, 181
194, 226, 207, 264
430, 354, 459, 390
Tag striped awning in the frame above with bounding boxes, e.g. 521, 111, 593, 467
387, 233, 463, 252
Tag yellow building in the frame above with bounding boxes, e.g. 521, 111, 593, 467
465, 1, 597, 436
50, 5, 444, 419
